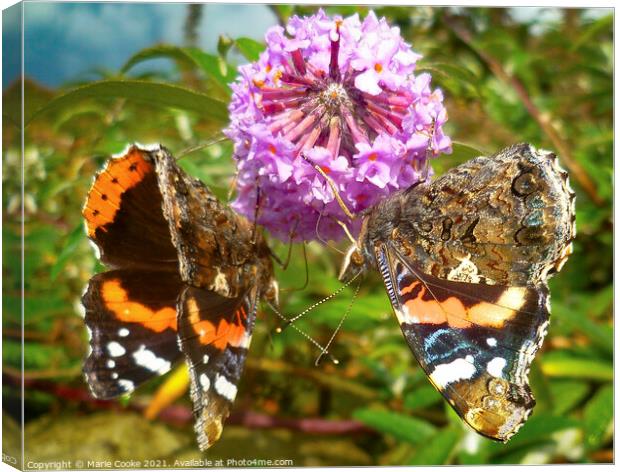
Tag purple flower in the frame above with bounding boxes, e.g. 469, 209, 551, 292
226, 9, 452, 242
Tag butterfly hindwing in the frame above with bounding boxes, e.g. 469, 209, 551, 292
83, 270, 184, 399
177, 285, 257, 450
376, 243, 550, 441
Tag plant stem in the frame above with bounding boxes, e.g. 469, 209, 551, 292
443, 13, 603, 206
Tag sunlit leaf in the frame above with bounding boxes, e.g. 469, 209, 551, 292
549, 380, 590, 416
403, 384, 442, 410
50, 224, 85, 281
583, 384, 613, 451
27, 80, 229, 126
407, 428, 461, 465
121, 44, 236, 92
235, 37, 265, 62
540, 353, 612, 381
353, 409, 436, 444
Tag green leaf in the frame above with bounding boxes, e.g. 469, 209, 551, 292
235, 37, 265, 62
121, 44, 193, 74
50, 224, 85, 281
583, 385, 613, 451
553, 301, 613, 356
540, 353, 612, 381
185, 47, 235, 89
353, 409, 436, 444
407, 428, 461, 465
549, 380, 590, 416
403, 384, 443, 410
450, 141, 486, 161
418, 62, 480, 88
571, 14, 613, 52
488, 413, 579, 452
121, 45, 235, 92
27, 80, 229, 126
586, 284, 613, 319
528, 359, 553, 413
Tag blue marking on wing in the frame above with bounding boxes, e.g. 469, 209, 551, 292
423, 327, 479, 365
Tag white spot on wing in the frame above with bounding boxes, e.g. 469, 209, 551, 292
214, 374, 238, 401
199, 373, 210, 391
118, 328, 130, 337
107, 341, 126, 357
132, 344, 171, 375
106, 360, 115, 369
203, 354, 209, 364
429, 358, 476, 388
487, 357, 507, 377
487, 338, 497, 347
118, 379, 134, 392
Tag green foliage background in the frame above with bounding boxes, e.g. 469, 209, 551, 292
3, 5, 613, 466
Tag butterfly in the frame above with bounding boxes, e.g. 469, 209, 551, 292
338, 143, 575, 441
81, 144, 278, 450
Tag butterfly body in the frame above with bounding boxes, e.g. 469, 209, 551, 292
341, 143, 575, 441
82, 145, 277, 450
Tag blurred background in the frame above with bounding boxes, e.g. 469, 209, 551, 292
2, 3, 613, 466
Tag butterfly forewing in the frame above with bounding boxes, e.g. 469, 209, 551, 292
82, 146, 179, 270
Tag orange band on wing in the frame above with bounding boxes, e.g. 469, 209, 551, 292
101, 279, 177, 332
186, 298, 248, 350
83, 148, 153, 237
402, 282, 525, 329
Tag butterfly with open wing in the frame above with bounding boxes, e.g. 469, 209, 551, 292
81, 144, 278, 450
337, 143, 575, 441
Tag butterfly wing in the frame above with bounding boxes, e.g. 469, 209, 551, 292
376, 243, 549, 441
82, 145, 183, 397
152, 146, 262, 298
177, 286, 257, 450
82, 145, 179, 270
398, 143, 576, 287
82, 270, 183, 398
83, 144, 274, 451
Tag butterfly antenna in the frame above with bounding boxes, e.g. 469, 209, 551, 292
315, 277, 361, 366
282, 270, 361, 326
176, 133, 227, 160
266, 301, 338, 364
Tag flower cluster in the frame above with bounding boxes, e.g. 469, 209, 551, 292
226, 10, 451, 241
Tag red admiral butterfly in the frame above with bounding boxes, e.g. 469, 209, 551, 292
81, 144, 278, 450
338, 143, 575, 441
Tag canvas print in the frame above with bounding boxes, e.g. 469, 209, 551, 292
2, 2, 613, 469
